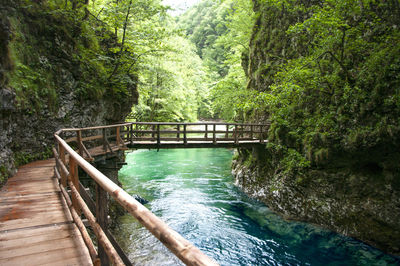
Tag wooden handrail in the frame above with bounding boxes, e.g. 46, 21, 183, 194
53, 121, 269, 265
127, 122, 269, 145
54, 132, 218, 266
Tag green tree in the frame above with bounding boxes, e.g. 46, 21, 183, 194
131, 35, 212, 122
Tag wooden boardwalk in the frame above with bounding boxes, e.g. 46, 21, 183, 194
0, 122, 267, 265
0, 159, 92, 266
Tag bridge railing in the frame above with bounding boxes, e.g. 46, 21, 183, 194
126, 122, 269, 145
54, 124, 218, 266
56, 122, 269, 160
56, 123, 131, 161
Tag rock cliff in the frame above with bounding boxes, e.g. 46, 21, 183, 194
0, 1, 137, 185
234, 0, 400, 255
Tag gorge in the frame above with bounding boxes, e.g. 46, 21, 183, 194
1, 0, 399, 262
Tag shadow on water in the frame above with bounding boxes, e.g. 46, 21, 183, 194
113, 148, 400, 266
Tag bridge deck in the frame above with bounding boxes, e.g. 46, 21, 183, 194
128, 139, 266, 149
0, 159, 92, 266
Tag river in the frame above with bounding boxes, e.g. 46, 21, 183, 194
112, 148, 400, 265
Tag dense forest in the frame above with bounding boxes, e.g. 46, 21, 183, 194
1, 0, 399, 256
131, 0, 255, 122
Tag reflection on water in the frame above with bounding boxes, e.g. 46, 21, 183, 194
114, 149, 400, 266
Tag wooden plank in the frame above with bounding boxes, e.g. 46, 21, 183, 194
65, 136, 78, 143
0, 192, 60, 204
0, 235, 83, 258
0, 158, 93, 265
17, 159, 56, 169
68, 180, 123, 265
0, 203, 66, 215
0, 242, 92, 266
60, 183, 99, 265
2, 181, 58, 191
0, 210, 72, 231
0, 226, 81, 250
96, 183, 110, 265
79, 182, 96, 213
40, 255, 93, 266
69, 158, 81, 216
81, 134, 103, 142
0, 223, 75, 241
0, 200, 63, 210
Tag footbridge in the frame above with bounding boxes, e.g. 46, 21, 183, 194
0, 122, 268, 266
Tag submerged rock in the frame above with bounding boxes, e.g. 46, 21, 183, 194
132, 194, 149, 205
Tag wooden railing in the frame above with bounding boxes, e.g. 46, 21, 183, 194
53, 122, 268, 265
58, 122, 269, 159
127, 122, 268, 145
53, 124, 219, 266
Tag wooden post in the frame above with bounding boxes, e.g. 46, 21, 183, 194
234, 125, 238, 144
260, 125, 264, 143
213, 124, 216, 144
157, 124, 160, 146
183, 124, 187, 145
96, 183, 109, 266
77, 130, 83, 156
102, 128, 107, 151
204, 124, 208, 140
250, 125, 254, 139
69, 157, 81, 215
116, 126, 120, 146
59, 144, 67, 187
130, 124, 133, 143
125, 125, 129, 143
225, 125, 229, 139
151, 125, 155, 140
177, 125, 180, 139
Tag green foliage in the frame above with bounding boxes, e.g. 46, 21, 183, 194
0, 166, 7, 186
90, 0, 170, 93
177, 0, 256, 121
7, 0, 111, 110
7, 0, 170, 114
247, 0, 400, 172
132, 35, 211, 122
178, 0, 230, 78
14, 147, 53, 168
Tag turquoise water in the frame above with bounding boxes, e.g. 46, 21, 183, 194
115, 148, 400, 265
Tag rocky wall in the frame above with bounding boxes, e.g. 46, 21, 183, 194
232, 147, 400, 255
0, 2, 138, 185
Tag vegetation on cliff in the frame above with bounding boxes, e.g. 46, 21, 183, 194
231, 0, 400, 255
243, 0, 400, 178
